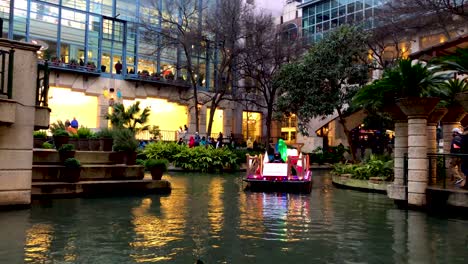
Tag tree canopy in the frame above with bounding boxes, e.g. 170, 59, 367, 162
275, 25, 370, 134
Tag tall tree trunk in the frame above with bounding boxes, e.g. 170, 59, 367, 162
265, 104, 273, 146
337, 108, 357, 162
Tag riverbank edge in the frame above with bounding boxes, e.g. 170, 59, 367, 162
331, 175, 390, 194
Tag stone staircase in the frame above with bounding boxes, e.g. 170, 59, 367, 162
31, 150, 171, 197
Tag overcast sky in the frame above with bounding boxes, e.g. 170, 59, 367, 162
255, 0, 285, 16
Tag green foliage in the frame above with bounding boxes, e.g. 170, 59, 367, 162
53, 129, 69, 137
143, 142, 239, 172
144, 159, 168, 172
307, 146, 349, 165
143, 141, 185, 162
50, 120, 66, 134
172, 146, 239, 172
96, 128, 114, 138
33, 131, 47, 139
275, 25, 370, 134
77, 127, 93, 139
431, 78, 468, 107
112, 129, 139, 152
105, 102, 151, 133
63, 158, 81, 169
436, 47, 468, 74
42, 142, 54, 149
58, 144, 75, 153
332, 154, 394, 180
70, 133, 79, 139
148, 125, 161, 139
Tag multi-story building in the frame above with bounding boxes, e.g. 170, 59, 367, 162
0, 0, 264, 141
276, 0, 468, 151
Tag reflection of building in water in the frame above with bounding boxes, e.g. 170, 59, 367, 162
208, 178, 225, 237
24, 224, 55, 263
130, 195, 187, 262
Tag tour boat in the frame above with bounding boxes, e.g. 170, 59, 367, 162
244, 143, 312, 193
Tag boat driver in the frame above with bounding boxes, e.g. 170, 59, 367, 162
272, 152, 284, 163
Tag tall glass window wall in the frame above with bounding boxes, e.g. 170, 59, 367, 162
0, 0, 214, 88
302, 0, 383, 43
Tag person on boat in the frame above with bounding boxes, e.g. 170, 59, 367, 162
272, 152, 284, 163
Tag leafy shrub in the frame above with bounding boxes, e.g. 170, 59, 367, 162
144, 159, 168, 171
143, 141, 185, 162
33, 131, 47, 139
113, 129, 139, 152
53, 129, 69, 137
63, 158, 81, 169
50, 120, 66, 134
42, 142, 54, 149
77, 127, 93, 139
58, 144, 75, 153
96, 128, 114, 138
332, 154, 393, 180
308, 145, 350, 164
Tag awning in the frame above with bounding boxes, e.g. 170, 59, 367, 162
314, 109, 367, 135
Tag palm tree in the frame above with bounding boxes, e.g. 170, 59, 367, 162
437, 48, 468, 74
432, 78, 468, 107
106, 102, 151, 133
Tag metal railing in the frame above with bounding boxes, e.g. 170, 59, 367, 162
36, 61, 50, 106
427, 153, 468, 189
0, 49, 14, 99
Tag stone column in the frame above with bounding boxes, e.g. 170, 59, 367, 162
427, 108, 448, 184
385, 105, 407, 202
397, 98, 439, 207
0, 40, 41, 207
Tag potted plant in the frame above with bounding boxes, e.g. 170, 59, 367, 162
33, 131, 48, 148
96, 128, 114, 151
61, 158, 81, 183
58, 143, 76, 162
145, 159, 168, 180
77, 127, 92, 151
69, 133, 79, 150
53, 129, 69, 149
113, 128, 139, 165
88, 133, 100, 151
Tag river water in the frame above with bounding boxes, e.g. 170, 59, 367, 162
0, 171, 467, 263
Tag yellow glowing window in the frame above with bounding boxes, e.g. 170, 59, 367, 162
48, 87, 98, 128
242, 111, 262, 140
206, 108, 224, 134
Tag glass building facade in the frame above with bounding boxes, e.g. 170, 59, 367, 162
0, 0, 214, 89
301, 0, 385, 42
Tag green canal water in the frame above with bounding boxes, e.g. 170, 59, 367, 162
1, 171, 467, 263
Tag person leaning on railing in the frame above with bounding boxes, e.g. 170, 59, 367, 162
459, 127, 468, 189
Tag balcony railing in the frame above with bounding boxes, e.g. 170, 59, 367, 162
36, 61, 50, 107
38, 60, 101, 76
124, 74, 190, 88
0, 49, 14, 99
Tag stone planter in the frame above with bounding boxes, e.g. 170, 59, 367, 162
89, 139, 100, 151
122, 151, 137, 165
396, 97, 440, 118
59, 150, 76, 162
34, 106, 51, 130
383, 103, 407, 121
440, 104, 466, 123
150, 168, 164, 180
68, 138, 79, 150
100, 138, 113, 151
78, 138, 90, 151
60, 168, 81, 183
33, 138, 47, 148
455, 92, 468, 112
53, 136, 69, 149
428, 107, 448, 125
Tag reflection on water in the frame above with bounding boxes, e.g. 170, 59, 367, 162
0, 171, 467, 263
